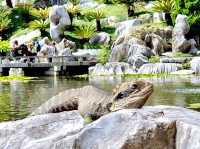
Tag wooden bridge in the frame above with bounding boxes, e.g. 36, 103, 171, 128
0, 56, 97, 76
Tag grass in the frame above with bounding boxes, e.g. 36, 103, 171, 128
10, 28, 34, 40
187, 103, 200, 111
104, 4, 128, 21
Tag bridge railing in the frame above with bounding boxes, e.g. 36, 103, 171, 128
0, 55, 96, 65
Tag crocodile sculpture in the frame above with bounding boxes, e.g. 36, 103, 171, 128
31, 80, 153, 120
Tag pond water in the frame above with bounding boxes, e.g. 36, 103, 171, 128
1, 75, 200, 122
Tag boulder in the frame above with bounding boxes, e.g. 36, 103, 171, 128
115, 19, 142, 36
0, 111, 84, 149
1, 106, 200, 148
109, 36, 152, 69
145, 33, 166, 55
89, 62, 136, 76
138, 63, 182, 74
89, 32, 110, 45
49, 5, 71, 43
172, 14, 198, 54
191, 57, 200, 73
153, 12, 165, 23
160, 57, 192, 64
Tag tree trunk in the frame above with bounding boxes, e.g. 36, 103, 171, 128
96, 19, 101, 31
128, 6, 134, 17
6, 0, 13, 8
165, 13, 173, 26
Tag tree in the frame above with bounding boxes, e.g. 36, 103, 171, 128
83, 9, 106, 31
152, 0, 175, 25
117, 0, 137, 17
6, 0, 13, 8
174, 0, 200, 26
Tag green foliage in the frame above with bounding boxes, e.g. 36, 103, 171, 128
31, 8, 49, 20
83, 8, 106, 21
152, 0, 175, 13
66, 4, 80, 16
14, 3, 33, 21
0, 7, 11, 32
182, 62, 191, 69
74, 22, 96, 40
69, 0, 80, 5
188, 103, 200, 111
149, 56, 160, 63
29, 19, 49, 31
97, 46, 111, 64
0, 40, 11, 53
174, 0, 200, 25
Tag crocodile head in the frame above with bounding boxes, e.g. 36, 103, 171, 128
109, 80, 153, 112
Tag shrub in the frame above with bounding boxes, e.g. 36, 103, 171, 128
29, 19, 49, 36
0, 40, 11, 53
97, 46, 111, 64
14, 3, 33, 22
66, 4, 80, 24
31, 8, 49, 21
173, 0, 200, 26
0, 7, 11, 39
82, 8, 106, 31
152, 0, 175, 25
75, 22, 96, 43
149, 56, 160, 63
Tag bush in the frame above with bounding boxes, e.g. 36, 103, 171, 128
31, 8, 49, 21
173, 0, 200, 26
29, 19, 49, 36
97, 46, 111, 64
149, 56, 160, 63
152, 0, 175, 25
0, 40, 11, 53
0, 7, 11, 39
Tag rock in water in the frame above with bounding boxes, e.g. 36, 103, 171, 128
172, 14, 198, 54
49, 5, 71, 43
2, 106, 200, 148
191, 57, 200, 74
89, 62, 136, 76
138, 63, 182, 74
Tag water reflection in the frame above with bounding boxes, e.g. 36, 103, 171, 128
0, 75, 200, 121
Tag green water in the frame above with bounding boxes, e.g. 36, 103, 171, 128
0, 75, 200, 122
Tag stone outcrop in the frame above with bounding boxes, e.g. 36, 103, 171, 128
172, 14, 198, 54
49, 5, 71, 43
115, 19, 142, 36
109, 36, 152, 69
145, 33, 166, 55
89, 62, 136, 76
191, 57, 200, 73
89, 32, 110, 45
138, 63, 182, 74
1, 106, 200, 148
160, 57, 192, 64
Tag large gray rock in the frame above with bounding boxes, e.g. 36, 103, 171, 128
138, 63, 182, 74
2, 106, 200, 148
172, 14, 198, 54
109, 36, 152, 69
191, 57, 200, 73
160, 57, 192, 63
49, 5, 71, 43
0, 111, 84, 149
115, 19, 142, 36
89, 32, 110, 45
89, 62, 136, 76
